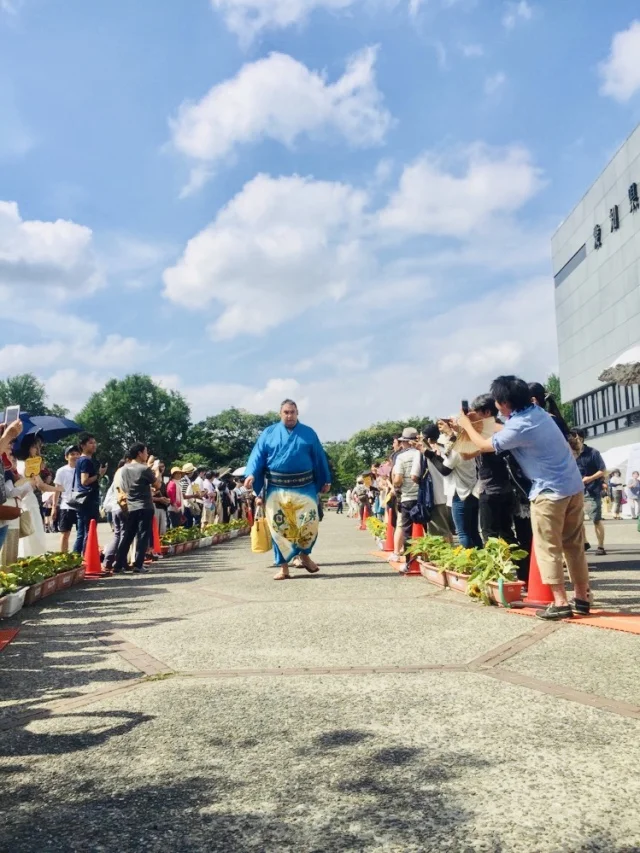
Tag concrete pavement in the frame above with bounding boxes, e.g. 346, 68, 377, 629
1, 514, 640, 852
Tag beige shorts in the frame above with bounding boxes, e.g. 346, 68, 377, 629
530, 492, 589, 587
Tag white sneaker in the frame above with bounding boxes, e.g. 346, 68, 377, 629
387, 553, 400, 562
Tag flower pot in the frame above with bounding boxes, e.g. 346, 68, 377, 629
175, 543, 185, 555
55, 570, 75, 591
444, 571, 471, 594
418, 559, 448, 587
0, 587, 28, 619
487, 580, 525, 607
202, 536, 212, 548
41, 578, 58, 599
229, 530, 239, 539
24, 581, 44, 606
161, 545, 170, 556
73, 566, 86, 585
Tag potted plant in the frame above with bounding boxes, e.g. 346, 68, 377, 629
406, 535, 450, 587
366, 516, 386, 547
466, 538, 527, 606
0, 571, 28, 619
438, 546, 481, 593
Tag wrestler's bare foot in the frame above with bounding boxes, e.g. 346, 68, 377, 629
299, 554, 320, 574
274, 565, 290, 580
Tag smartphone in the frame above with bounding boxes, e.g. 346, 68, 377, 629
461, 400, 469, 414
4, 405, 20, 425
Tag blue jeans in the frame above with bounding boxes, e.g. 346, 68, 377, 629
0, 526, 8, 551
74, 501, 100, 554
451, 494, 483, 549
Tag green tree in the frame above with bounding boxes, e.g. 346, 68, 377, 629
546, 373, 574, 428
0, 373, 68, 417
183, 408, 278, 470
76, 374, 191, 469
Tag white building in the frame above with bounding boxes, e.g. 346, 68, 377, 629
552, 122, 640, 451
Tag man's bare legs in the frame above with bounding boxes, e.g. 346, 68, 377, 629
299, 553, 319, 573
594, 520, 605, 549
59, 531, 70, 553
274, 563, 290, 580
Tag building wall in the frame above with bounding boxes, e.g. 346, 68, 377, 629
552, 124, 640, 405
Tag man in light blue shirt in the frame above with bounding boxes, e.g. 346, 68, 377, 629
458, 375, 590, 621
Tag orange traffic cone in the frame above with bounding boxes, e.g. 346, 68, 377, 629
403, 558, 422, 576
411, 522, 425, 540
359, 503, 370, 531
523, 540, 553, 607
84, 519, 109, 578
247, 507, 254, 527
152, 515, 162, 555
383, 508, 395, 552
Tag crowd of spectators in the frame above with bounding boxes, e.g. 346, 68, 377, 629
344, 375, 613, 621
0, 419, 251, 573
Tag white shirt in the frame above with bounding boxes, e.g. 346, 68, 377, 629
443, 449, 479, 503
392, 447, 422, 503
54, 464, 76, 511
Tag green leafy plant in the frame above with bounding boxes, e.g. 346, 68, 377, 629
466, 538, 528, 605
0, 572, 20, 596
406, 535, 453, 569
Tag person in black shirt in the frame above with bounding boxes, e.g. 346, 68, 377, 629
74, 433, 108, 555
470, 394, 516, 543
572, 428, 607, 555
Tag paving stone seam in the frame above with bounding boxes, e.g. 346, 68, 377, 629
465, 622, 562, 668
482, 669, 640, 720
97, 632, 174, 677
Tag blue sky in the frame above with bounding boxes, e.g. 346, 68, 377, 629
1, 0, 640, 439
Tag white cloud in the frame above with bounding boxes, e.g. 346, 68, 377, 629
183, 377, 308, 423
174, 277, 556, 440
45, 369, 110, 416
0, 335, 148, 376
502, 0, 532, 30
598, 20, 640, 102
377, 143, 543, 237
460, 43, 484, 58
0, 200, 102, 294
210, 0, 354, 41
163, 173, 370, 339
170, 48, 391, 194
484, 71, 506, 95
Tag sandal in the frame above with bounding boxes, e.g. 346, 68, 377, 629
273, 569, 290, 580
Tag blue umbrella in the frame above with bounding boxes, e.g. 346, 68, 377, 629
16, 413, 82, 448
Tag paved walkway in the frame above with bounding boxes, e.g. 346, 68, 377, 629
1, 515, 640, 852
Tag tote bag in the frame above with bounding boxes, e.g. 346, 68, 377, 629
250, 508, 272, 554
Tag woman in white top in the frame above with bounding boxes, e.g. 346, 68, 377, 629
609, 469, 624, 520
16, 435, 62, 558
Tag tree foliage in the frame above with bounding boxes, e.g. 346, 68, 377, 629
183, 408, 278, 470
546, 373, 574, 428
0, 373, 68, 417
323, 417, 433, 492
76, 374, 191, 469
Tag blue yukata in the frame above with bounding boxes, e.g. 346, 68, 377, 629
245, 422, 331, 566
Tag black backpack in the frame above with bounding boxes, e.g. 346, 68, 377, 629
409, 454, 434, 527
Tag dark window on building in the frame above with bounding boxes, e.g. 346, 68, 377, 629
554, 243, 586, 288
573, 383, 640, 438
630, 182, 639, 213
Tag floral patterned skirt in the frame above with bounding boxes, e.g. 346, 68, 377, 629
265, 484, 319, 565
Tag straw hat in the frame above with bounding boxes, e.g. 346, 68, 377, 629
170, 466, 183, 476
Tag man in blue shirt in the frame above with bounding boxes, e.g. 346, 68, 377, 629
571, 429, 606, 555
458, 375, 590, 621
